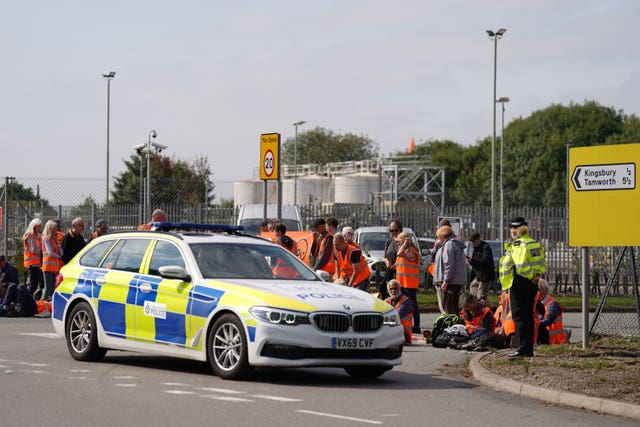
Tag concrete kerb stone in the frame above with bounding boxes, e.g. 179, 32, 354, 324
469, 352, 640, 422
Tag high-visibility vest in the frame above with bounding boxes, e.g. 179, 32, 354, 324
42, 238, 63, 273
386, 294, 413, 342
56, 230, 64, 246
541, 295, 567, 344
395, 247, 420, 289
335, 246, 370, 286
499, 234, 545, 291
23, 233, 42, 268
316, 234, 336, 274
500, 292, 516, 336
36, 300, 52, 314
137, 223, 152, 231
463, 306, 495, 335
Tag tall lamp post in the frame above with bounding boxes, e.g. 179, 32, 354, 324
486, 28, 506, 239
146, 130, 157, 220
292, 120, 306, 206
102, 71, 116, 204
497, 96, 510, 246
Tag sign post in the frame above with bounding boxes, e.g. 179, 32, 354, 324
569, 143, 640, 349
259, 133, 281, 221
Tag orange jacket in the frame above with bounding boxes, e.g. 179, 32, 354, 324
315, 233, 336, 274
396, 246, 420, 289
42, 237, 63, 274
335, 246, 370, 286
541, 295, 567, 344
386, 293, 413, 343
23, 233, 42, 268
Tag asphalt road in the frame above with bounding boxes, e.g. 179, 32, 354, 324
0, 316, 635, 427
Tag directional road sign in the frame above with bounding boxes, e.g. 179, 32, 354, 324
571, 163, 635, 191
569, 143, 640, 246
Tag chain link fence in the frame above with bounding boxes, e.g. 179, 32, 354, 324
1, 176, 638, 337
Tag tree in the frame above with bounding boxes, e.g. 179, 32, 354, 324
281, 127, 379, 165
112, 155, 215, 205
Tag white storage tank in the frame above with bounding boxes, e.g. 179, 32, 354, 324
234, 180, 278, 208
334, 173, 378, 204
295, 175, 333, 206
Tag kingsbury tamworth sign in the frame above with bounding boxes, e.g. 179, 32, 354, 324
569, 143, 639, 246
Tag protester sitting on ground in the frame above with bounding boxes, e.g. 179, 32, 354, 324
0, 283, 51, 317
537, 278, 569, 344
384, 279, 413, 344
457, 293, 506, 351
0, 254, 20, 300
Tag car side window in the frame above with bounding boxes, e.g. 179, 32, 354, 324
79, 241, 115, 267
148, 240, 185, 276
101, 239, 150, 272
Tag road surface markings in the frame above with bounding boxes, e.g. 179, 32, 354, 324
250, 394, 302, 402
201, 395, 253, 402
116, 384, 138, 388
297, 410, 382, 425
70, 369, 92, 373
198, 387, 245, 394
165, 390, 196, 395
162, 382, 193, 387
18, 333, 60, 339
114, 375, 137, 379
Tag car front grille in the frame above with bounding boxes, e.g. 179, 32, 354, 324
310, 312, 383, 333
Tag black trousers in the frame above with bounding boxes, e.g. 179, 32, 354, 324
509, 274, 537, 355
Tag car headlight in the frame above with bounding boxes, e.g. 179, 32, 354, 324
249, 306, 310, 326
382, 309, 401, 327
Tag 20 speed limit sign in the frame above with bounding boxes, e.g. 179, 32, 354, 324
260, 133, 280, 180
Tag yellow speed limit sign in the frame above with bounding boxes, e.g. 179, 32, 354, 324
260, 133, 280, 180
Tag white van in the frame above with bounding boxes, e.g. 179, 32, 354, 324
237, 204, 304, 235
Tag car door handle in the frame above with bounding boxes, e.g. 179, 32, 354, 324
95, 277, 105, 285
139, 283, 152, 293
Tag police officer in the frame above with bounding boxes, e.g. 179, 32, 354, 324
499, 217, 545, 358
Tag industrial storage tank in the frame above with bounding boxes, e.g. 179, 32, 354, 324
334, 173, 379, 204
234, 180, 278, 208
283, 175, 333, 206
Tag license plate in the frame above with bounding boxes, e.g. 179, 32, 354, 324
331, 337, 375, 349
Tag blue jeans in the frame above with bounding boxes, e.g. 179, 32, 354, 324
401, 287, 420, 331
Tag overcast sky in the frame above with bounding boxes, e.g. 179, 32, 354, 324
2, 1, 639, 203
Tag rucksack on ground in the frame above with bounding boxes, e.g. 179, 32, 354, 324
428, 314, 460, 343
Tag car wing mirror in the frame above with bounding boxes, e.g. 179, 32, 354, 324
158, 265, 191, 282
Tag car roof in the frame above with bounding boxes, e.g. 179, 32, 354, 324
354, 226, 416, 234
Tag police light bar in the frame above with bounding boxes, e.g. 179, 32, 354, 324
151, 222, 245, 233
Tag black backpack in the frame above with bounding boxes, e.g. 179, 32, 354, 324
428, 314, 460, 343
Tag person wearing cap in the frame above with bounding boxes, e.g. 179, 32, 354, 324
499, 216, 546, 358
341, 226, 359, 248
88, 219, 109, 242
466, 232, 496, 308
311, 218, 335, 275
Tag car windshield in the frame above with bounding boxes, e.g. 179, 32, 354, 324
239, 219, 301, 235
358, 232, 389, 251
189, 242, 319, 281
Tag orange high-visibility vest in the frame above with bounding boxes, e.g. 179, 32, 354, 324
23, 233, 42, 268
335, 246, 370, 286
396, 247, 420, 289
464, 306, 495, 335
541, 295, 567, 344
386, 294, 413, 343
501, 292, 516, 336
42, 238, 63, 273
316, 234, 336, 274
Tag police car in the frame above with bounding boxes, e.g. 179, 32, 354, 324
52, 223, 404, 380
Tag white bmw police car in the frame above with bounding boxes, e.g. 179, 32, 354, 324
52, 223, 404, 380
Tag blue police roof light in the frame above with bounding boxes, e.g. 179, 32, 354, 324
151, 222, 245, 233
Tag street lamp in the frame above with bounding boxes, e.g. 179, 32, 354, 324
497, 96, 510, 247
102, 71, 116, 204
487, 28, 506, 239
292, 120, 306, 206
147, 130, 157, 220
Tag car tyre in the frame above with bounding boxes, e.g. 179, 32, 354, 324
344, 366, 391, 380
207, 313, 253, 380
65, 301, 107, 362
